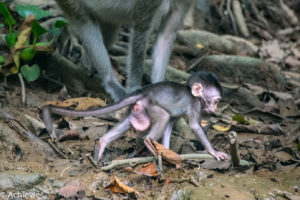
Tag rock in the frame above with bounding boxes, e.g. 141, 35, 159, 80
0, 171, 46, 191
59, 180, 86, 200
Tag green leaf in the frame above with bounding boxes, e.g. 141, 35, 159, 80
0, 3, 16, 27
54, 18, 68, 28
36, 42, 51, 46
20, 64, 40, 82
31, 20, 48, 38
232, 114, 249, 124
0, 23, 4, 28
49, 18, 68, 37
5, 32, 18, 47
16, 4, 51, 20
21, 48, 36, 61
0, 55, 4, 64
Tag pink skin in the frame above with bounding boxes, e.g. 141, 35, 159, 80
129, 101, 151, 132
207, 149, 228, 161
201, 87, 221, 114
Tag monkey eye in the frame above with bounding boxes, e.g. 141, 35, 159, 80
213, 100, 219, 105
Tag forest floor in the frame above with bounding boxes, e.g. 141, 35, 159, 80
0, 0, 299, 199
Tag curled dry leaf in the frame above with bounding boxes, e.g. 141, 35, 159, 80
146, 139, 183, 168
58, 129, 80, 141
134, 162, 158, 177
105, 177, 140, 196
42, 97, 106, 110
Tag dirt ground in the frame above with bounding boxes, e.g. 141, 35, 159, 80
0, 0, 300, 199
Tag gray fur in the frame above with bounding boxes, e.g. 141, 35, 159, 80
54, 0, 194, 101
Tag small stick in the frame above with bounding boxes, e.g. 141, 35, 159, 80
47, 139, 68, 159
18, 73, 26, 106
101, 157, 154, 171
187, 50, 210, 72
86, 153, 99, 168
229, 131, 240, 166
189, 175, 199, 187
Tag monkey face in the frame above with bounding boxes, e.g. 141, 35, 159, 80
202, 87, 221, 114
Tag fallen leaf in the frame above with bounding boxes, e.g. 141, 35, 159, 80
259, 40, 285, 62
151, 139, 183, 168
58, 130, 80, 141
59, 180, 85, 199
212, 124, 231, 132
42, 97, 106, 110
201, 120, 208, 126
105, 177, 140, 196
231, 124, 285, 136
232, 114, 249, 124
196, 43, 204, 48
165, 178, 172, 184
134, 162, 158, 177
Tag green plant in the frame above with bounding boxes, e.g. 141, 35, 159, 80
0, 2, 67, 82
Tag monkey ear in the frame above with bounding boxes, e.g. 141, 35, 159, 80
191, 83, 203, 97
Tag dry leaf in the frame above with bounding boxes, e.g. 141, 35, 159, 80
2, 15, 35, 75
259, 40, 284, 61
201, 120, 208, 126
165, 178, 172, 184
151, 140, 183, 168
105, 177, 140, 196
42, 97, 106, 110
134, 162, 158, 177
212, 124, 231, 132
196, 43, 204, 48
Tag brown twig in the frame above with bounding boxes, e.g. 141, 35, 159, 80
86, 153, 99, 168
187, 50, 210, 72
47, 139, 68, 159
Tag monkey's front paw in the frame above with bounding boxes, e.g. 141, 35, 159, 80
208, 150, 228, 161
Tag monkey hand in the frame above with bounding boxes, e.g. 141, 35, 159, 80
207, 149, 228, 161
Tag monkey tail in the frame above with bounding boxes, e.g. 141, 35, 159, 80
47, 94, 144, 117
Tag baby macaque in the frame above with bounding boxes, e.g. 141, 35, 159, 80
55, 0, 195, 101
42, 72, 228, 161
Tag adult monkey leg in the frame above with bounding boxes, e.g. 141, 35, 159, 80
58, 3, 126, 102
126, 1, 162, 93
151, 1, 193, 83
77, 22, 126, 101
